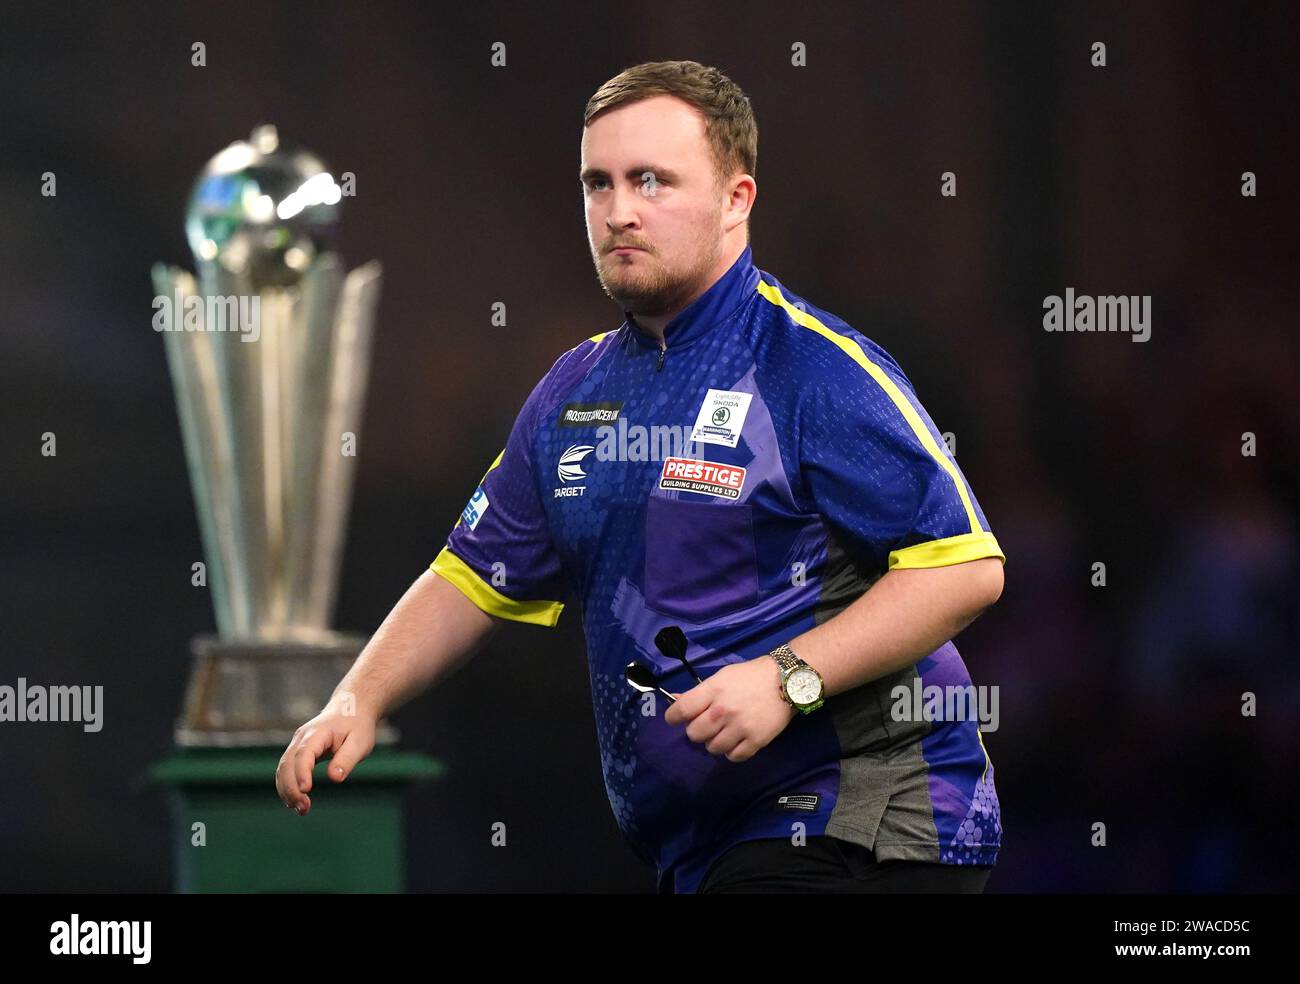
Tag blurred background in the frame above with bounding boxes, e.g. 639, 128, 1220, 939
1, 0, 1295, 891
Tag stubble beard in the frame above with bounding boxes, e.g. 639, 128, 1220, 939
594, 231, 723, 318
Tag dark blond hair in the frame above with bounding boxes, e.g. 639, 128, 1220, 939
584, 60, 757, 189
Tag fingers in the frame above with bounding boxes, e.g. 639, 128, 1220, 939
275, 751, 310, 815
275, 726, 333, 815
704, 723, 741, 758
685, 702, 727, 745
328, 728, 373, 783
705, 726, 759, 762
276, 716, 378, 814
725, 739, 757, 763
294, 727, 335, 795
663, 681, 709, 725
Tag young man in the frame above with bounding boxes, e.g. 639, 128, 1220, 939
276, 60, 1006, 894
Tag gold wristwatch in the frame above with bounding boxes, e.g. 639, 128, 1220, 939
768, 644, 825, 714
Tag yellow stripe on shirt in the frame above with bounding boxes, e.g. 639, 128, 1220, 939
430, 545, 565, 627
756, 279, 1005, 568
889, 531, 1005, 570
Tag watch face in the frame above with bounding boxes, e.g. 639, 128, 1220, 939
786, 666, 823, 706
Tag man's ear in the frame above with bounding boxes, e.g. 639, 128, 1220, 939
723, 173, 757, 227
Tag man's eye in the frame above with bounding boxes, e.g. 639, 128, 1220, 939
586, 179, 609, 192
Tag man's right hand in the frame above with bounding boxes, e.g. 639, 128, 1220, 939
275, 698, 377, 816
271, 570, 499, 815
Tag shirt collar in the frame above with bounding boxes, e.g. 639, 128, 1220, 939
623, 244, 760, 350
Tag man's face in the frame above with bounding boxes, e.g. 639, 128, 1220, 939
580, 95, 729, 318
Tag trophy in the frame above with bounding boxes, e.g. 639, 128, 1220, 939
153, 125, 392, 747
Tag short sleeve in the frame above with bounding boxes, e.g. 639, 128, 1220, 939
430, 379, 569, 627
798, 332, 1005, 575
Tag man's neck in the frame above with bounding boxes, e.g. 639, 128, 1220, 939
632, 238, 747, 347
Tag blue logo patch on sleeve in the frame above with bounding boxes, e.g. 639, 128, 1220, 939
461, 485, 489, 530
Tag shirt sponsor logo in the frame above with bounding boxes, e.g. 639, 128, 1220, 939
461, 484, 489, 530
559, 401, 624, 427
558, 444, 595, 482
555, 444, 593, 497
658, 456, 746, 499
690, 388, 753, 448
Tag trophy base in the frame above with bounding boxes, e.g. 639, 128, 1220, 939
175, 633, 398, 748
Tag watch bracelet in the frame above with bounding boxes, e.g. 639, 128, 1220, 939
768, 643, 801, 673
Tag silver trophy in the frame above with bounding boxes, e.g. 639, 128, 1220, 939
153, 125, 391, 746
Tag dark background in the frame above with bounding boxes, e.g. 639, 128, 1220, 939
1, 1, 1296, 892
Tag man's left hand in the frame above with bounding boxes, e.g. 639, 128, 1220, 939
664, 656, 797, 763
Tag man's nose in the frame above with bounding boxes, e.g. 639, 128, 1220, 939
605, 183, 642, 231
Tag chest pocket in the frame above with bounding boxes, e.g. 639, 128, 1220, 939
643, 496, 759, 623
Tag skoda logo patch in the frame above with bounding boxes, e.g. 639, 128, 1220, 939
690, 388, 753, 449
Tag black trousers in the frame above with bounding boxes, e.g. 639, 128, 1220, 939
693, 836, 993, 894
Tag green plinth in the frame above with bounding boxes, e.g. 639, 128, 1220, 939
145, 746, 443, 893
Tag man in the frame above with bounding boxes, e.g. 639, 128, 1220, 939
276, 60, 1006, 894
